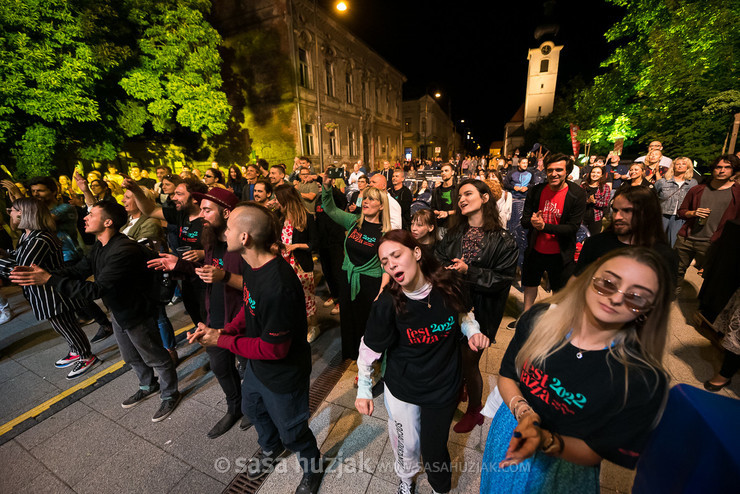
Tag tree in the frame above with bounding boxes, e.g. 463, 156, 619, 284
0, 0, 231, 179
528, 0, 739, 163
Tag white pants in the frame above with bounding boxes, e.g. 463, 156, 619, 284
384, 384, 422, 483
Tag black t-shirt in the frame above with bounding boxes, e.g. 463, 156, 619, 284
162, 206, 205, 250
389, 185, 413, 229
208, 241, 227, 328
364, 288, 462, 407
501, 304, 668, 468
242, 256, 311, 393
431, 184, 457, 228
346, 221, 382, 267
574, 231, 678, 287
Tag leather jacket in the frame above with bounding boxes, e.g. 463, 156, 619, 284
435, 226, 518, 294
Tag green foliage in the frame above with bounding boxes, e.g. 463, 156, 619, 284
0, 0, 231, 176
528, 0, 739, 164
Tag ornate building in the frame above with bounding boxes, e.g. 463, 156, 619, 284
402, 95, 461, 161
211, 0, 405, 171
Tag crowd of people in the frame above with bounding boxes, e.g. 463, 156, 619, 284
0, 144, 738, 493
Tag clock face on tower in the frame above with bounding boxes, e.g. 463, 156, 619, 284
541, 45, 552, 55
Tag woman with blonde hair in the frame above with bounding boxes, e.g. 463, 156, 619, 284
274, 184, 320, 342
480, 247, 671, 493
619, 162, 655, 192
321, 175, 391, 361
0, 198, 98, 379
654, 157, 698, 247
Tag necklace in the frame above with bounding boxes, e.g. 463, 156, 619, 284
566, 330, 614, 359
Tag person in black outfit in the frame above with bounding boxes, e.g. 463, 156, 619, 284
316, 178, 347, 315
190, 204, 325, 494
574, 186, 678, 287
356, 230, 489, 494
388, 169, 412, 229
12, 202, 180, 422
436, 179, 518, 434
151, 187, 250, 437
430, 163, 457, 234
125, 177, 209, 326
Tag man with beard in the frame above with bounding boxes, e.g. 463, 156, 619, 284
150, 188, 250, 438
124, 177, 209, 326
574, 186, 678, 286
189, 204, 325, 494
253, 179, 273, 208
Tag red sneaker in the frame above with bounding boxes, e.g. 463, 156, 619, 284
453, 406, 484, 433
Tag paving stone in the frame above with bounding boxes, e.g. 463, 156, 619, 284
365, 475, 398, 494
74, 435, 190, 494
16, 400, 94, 450
320, 407, 388, 475
29, 411, 138, 487
167, 468, 226, 494
80, 367, 144, 421
0, 369, 61, 424
256, 454, 305, 494
0, 440, 74, 494
317, 462, 372, 494
0, 357, 26, 386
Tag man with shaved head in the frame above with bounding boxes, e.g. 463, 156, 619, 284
189, 204, 325, 493
369, 173, 402, 229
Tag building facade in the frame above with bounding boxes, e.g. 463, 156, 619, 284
402, 95, 461, 161
211, 0, 405, 171
523, 41, 563, 128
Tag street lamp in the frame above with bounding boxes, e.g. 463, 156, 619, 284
336, 1, 348, 11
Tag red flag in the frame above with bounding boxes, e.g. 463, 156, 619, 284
570, 124, 581, 157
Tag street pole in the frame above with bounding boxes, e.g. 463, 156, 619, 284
312, 0, 324, 170
729, 112, 740, 155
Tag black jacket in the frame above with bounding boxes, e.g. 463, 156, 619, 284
435, 227, 518, 294
49, 233, 157, 327
521, 181, 587, 265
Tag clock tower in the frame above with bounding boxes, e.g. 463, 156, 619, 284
523, 40, 563, 128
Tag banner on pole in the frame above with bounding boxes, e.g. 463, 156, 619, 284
569, 124, 581, 157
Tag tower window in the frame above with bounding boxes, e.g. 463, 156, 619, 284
540, 59, 549, 73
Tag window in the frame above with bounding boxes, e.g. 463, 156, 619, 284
298, 48, 310, 88
329, 129, 338, 156
375, 88, 380, 111
304, 124, 315, 155
325, 61, 334, 97
348, 130, 357, 156
345, 72, 353, 104
404, 119, 411, 132
421, 117, 427, 135
540, 59, 549, 73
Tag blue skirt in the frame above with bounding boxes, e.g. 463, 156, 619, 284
480, 404, 600, 494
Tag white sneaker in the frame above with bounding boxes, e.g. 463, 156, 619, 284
0, 309, 12, 325
323, 298, 334, 307
307, 326, 320, 343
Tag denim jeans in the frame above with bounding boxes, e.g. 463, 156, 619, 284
157, 304, 176, 350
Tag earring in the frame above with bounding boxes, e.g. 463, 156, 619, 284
635, 313, 647, 325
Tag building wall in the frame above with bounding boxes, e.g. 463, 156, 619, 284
524, 41, 562, 128
402, 96, 458, 160
211, 0, 405, 172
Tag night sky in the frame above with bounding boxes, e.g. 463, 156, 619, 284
318, 0, 625, 151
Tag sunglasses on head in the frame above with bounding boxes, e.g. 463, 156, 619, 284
591, 276, 653, 312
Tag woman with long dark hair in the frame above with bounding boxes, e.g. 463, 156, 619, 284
581, 166, 611, 236
0, 198, 98, 379
356, 230, 488, 494
435, 179, 518, 433
226, 165, 246, 198
274, 184, 319, 342
480, 247, 670, 493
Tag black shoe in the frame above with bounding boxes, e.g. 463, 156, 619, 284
295, 467, 326, 494
121, 383, 160, 409
207, 412, 242, 439
239, 415, 253, 431
152, 393, 181, 422
703, 379, 731, 392
90, 325, 113, 343
245, 446, 286, 481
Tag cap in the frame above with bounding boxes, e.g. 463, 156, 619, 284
191, 187, 239, 211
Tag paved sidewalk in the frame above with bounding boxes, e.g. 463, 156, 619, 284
0, 265, 736, 494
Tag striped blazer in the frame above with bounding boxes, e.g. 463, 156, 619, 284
0, 230, 84, 320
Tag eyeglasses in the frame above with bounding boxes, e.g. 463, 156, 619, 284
591, 276, 653, 312
204, 174, 214, 178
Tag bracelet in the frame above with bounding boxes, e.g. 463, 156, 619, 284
540, 431, 564, 456
508, 395, 525, 411
539, 430, 555, 452
222, 271, 231, 283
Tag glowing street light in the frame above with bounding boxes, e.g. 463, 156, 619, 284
336, 1, 348, 12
